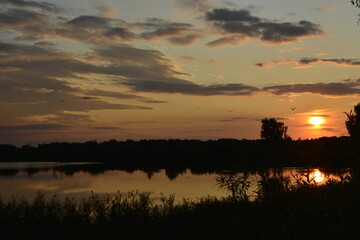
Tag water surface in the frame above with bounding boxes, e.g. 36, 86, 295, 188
0, 162, 350, 201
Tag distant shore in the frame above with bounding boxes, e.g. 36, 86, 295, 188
1, 137, 359, 168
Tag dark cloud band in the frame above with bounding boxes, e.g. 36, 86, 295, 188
205, 8, 323, 46
263, 79, 360, 96
256, 58, 360, 68
0, 0, 62, 13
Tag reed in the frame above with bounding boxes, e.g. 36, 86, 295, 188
1, 176, 360, 239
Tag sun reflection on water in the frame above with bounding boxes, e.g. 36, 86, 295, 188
310, 169, 325, 184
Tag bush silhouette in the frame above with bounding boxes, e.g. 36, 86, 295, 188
260, 118, 290, 140
344, 103, 360, 140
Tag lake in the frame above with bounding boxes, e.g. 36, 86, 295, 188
0, 162, 351, 202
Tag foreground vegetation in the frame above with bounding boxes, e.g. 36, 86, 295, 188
2, 173, 360, 240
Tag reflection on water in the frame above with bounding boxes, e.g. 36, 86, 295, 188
0, 162, 351, 201
311, 169, 325, 183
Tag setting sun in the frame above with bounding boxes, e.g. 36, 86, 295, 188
309, 117, 324, 126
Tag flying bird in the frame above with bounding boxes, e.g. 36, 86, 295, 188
290, 107, 296, 111
82, 97, 91, 100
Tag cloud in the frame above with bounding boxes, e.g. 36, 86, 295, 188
120, 120, 158, 125
180, 55, 198, 61
0, 0, 62, 13
92, 126, 122, 130
3, 41, 357, 101
0, 8, 48, 28
12, 35, 37, 41
141, 27, 189, 38
222, 1, 237, 8
59, 15, 139, 43
310, 114, 331, 118
207, 35, 245, 47
217, 117, 249, 122
274, 117, 290, 121
0, 124, 70, 131
104, 27, 138, 41
34, 41, 54, 47
0, 41, 52, 56
320, 58, 360, 66
140, 27, 189, 40
176, 0, 212, 13
66, 15, 114, 28
60, 15, 200, 45
138, 17, 193, 29
255, 58, 360, 68
168, 34, 201, 46
315, 6, 338, 12
264, 79, 360, 96
141, 100, 168, 104
254, 117, 289, 121
80, 89, 143, 100
0, 7, 198, 46
205, 8, 323, 46
0, 39, 261, 130
139, 19, 200, 45
1, 5, 322, 48
179, 55, 217, 64
206, 8, 260, 22
95, 3, 117, 17
123, 80, 259, 96
319, 127, 337, 132
0, 42, 155, 124
40, 112, 95, 124
82, 45, 259, 97
62, 15, 200, 46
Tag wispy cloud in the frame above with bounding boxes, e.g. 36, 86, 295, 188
309, 114, 331, 118
255, 58, 360, 68
315, 6, 338, 12
0, 123, 70, 131
0, 41, 154, 124
263, 79, 360, 96
0, 0, 62, 13
217, 117, 249, 122
91, 126, 122, 130
176, 0, 213, 13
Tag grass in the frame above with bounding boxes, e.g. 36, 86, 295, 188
2, 175, 360, 240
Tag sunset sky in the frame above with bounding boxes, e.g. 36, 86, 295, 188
0, 0, 359, 145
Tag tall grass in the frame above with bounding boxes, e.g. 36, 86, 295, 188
2, 175, 360, 239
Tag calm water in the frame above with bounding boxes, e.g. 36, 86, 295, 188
0, 162, 350, 201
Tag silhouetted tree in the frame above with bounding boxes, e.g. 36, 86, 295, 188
344, 103, 360, 140
351, 0, 360, 23
260, 118, 290, 140
352, 0, 360, 7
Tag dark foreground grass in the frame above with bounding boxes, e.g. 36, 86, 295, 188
2, 178, 360, 240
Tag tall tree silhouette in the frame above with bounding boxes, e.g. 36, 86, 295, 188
260, 118, 290, 140
351, 0, 360, 23
344, 103, 360, 140
352, 0, 360, 7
